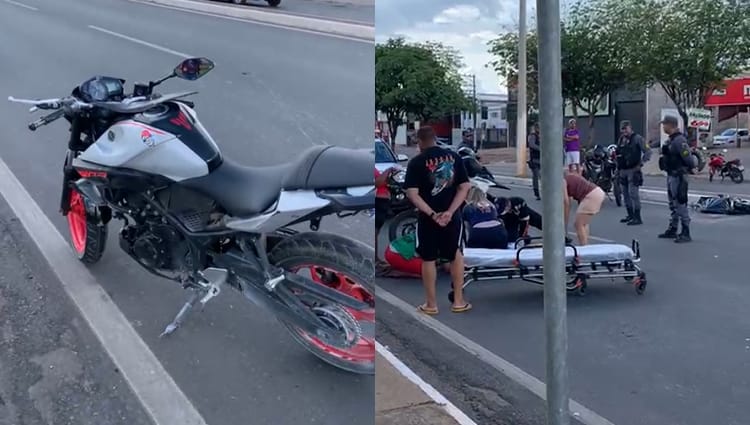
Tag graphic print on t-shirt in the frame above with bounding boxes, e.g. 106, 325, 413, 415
426, 155, 456, 196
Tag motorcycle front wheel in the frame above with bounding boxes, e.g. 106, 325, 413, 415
67, 191, 107, 264
269, 232, 375, 375
387, 209, 418, 241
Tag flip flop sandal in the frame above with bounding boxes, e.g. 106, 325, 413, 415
417, 304, 439, 315
451, 303, 473, 313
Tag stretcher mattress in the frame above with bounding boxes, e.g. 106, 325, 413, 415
464, 244, 635, 268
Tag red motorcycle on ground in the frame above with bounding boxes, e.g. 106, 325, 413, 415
708, 149, 744, 183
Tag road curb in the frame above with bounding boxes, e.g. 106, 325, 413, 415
131, 0, 374, 40
492, 175, 706, 204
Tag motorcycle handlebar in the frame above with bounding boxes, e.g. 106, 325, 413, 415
28, 109, 65, 131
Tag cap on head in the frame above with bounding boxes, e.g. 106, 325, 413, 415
660, 115, 679, 127
620, 120, 632, 130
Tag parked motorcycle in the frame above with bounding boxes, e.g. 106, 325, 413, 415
457, 146, 506, 183
708, 149, 744, 183
583, 144, 621, 206
8, 58, 376, 374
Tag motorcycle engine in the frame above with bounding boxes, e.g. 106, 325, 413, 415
120, 222, 190, 272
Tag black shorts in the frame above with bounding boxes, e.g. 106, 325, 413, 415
375, 198, 389, 230
415, 216, 464, 262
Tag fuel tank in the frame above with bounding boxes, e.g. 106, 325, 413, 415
78, 102, 223, 182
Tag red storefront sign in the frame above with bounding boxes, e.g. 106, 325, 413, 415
705, 77, 750, 107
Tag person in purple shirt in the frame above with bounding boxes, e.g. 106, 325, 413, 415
564, 119, 581, 174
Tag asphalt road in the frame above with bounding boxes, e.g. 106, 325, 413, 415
378, 184, 750, 425
204, 0, 373, 25
0, 0, 373, 424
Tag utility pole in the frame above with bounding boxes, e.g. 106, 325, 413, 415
516, 0, 528, 177
472, 74, 478, 149
537, 0, 570, 423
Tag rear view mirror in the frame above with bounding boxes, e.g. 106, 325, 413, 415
397, 154, 409, 162
174, 58, 215, 81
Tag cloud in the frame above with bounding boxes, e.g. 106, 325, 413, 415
376, 0, 511, 93
433, 5, 481, 24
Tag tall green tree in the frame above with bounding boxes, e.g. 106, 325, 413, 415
489, 2, 626, 143
375, 38, 470, 140
593, 0, 750, 128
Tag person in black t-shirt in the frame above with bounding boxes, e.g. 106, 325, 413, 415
404, 126, 472, 314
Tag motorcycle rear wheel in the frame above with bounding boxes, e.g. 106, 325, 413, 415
730, 169, 744, 184
269, 232, 375, 375
387, 209, 418, 241
67, 191, 107, 264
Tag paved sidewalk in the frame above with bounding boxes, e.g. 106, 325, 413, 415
376, 351, 468, 425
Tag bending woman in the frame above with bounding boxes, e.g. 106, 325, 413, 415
462, 187, 509, 249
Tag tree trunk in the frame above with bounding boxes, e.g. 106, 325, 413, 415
587, 112, 596, 146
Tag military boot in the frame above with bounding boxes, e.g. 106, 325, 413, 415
674, 225, 692, 243
620, 207, 633, 223
626, 209, 643, 225
657, 225, 678, 239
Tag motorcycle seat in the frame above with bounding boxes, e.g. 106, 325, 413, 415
180, 145, 374, 217
281, 145, 374, 191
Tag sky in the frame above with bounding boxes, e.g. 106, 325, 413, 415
375, 0, 531, 95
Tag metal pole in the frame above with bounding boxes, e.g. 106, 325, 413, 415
537, 0, 570, 423
516, 0, 528, 177
472, 74, 478, 149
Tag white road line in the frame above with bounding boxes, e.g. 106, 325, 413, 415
376, 286, 618, 425
376, 342, 478, 425
0, 158, 208, 425
3, 0, 38, 11
88, 25, 192, 58
127, 0, 374, 44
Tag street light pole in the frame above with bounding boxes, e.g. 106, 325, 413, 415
516, 0, 528, 177
537, 0, 570, 423
472, 74, 478, 149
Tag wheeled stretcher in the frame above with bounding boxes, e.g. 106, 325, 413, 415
447, 237, 647, 302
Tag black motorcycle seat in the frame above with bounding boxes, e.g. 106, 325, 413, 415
180, 159, 285, 217
281, 145, 374, 190
180, 145, 374, 217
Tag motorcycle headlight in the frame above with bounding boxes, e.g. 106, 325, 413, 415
393, 170, 406, 183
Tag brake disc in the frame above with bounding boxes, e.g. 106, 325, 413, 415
311, 305, 362, 349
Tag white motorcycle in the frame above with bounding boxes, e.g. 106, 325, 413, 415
8, 58, 376, 375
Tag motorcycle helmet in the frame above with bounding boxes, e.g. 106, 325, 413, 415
457, 146, 475, 158
592, 144, 607, 160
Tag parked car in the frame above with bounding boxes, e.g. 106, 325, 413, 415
711, 128, 750, 146
223, 0, 281, 7
374, 138, 408, 173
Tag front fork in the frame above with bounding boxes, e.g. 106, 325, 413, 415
60, 150, 77, 215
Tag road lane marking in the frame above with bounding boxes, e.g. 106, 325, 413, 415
3, 0, 38, 10
376, 342, 478, 425
88, 25, 192, 58
376, 286, 618, 425
0, 157, 208, 425
127, 0, 373, 44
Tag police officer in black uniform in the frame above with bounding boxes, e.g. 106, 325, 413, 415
527, 123, 542, 200
616, 121, 651, 225
658, 116, 692, 243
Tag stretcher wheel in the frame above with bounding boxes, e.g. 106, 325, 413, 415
575, 277, 587, 296
634, 272, 647, 295
448, 290, 455, 303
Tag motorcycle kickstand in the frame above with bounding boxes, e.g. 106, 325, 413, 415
160, 268, 228, 338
